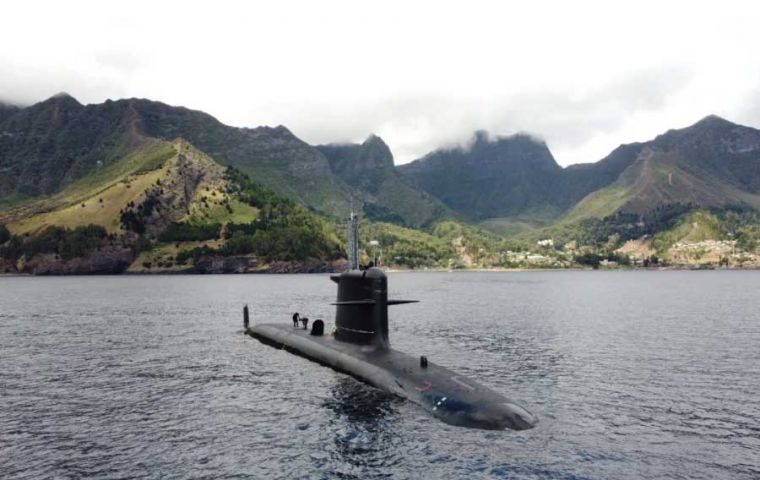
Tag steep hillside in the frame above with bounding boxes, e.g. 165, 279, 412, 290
567, 116, 760, 220
1, 139, 257, 236
0, 136, 347, 274
317, 135, 450, 227
398, 131, 649, 231
121, 98, 353, 215
399, 131, 566, 221
402, 116, 760, 239
561, 143, 645, 205
0, 101, 20, 123
0, 95, 459, 224
0, 94, 355, 216
0, 94, 144, 201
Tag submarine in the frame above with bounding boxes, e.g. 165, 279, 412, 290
244, 213, 537, 431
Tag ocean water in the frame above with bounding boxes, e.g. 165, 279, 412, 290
1, 271, 759, 479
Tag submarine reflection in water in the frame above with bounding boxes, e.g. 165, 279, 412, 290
245, 267, 537, 431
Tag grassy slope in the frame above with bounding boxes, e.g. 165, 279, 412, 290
357, 221, 454, 267
3, 139, 258, 235
565, 147, 760, 225
232, 163, 350, 217
529, 149, 754, 245
561, 185, 632, 224
3, 140, 175, 233
354, 219, 530, 269
651, 210, 722, 254
477, 204, 563, 236
373, 169, 451, 227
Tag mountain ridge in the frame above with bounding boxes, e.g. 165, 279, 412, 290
565, 115, 760, 220
400, 115, 760, 230
0, 95, 454, 226
317, 135, 451, 227
3, 94, 760, 253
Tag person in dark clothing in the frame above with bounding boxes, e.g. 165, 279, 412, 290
292, 312, 300, 328
301, 317, 309, 330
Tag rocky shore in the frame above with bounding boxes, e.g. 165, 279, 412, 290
0, 249, 348, 275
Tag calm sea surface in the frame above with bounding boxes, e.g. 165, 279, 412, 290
1, 271, 759, 479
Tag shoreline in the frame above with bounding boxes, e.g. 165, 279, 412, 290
3, 265, 760, 277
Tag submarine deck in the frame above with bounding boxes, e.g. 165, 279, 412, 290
247, 323, 537, 430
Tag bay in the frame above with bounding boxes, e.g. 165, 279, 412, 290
1, 271, 759, 479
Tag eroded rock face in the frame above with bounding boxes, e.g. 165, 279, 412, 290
120, 141, 229, 237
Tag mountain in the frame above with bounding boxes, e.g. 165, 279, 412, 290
399, 131, 566, 222
0, 94, 357, 215
0, 132, 349, 274
0, 93, 133, 200
0, 94, 459, 273
0, 101, 20, 123
116, 98, 353, 215
317, 135, 450, 227
0, 138, 256, 235
567, 115, 760, 220
0, 94, 459, 225
399, 117, 760, 230
2, 93, 760, 272
2, 93, 759, 230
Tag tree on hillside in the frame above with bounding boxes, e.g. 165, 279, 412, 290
0, 224, 9, 245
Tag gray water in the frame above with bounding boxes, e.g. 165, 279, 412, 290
1, 271, 759, 479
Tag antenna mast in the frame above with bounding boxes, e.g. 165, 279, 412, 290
347, 210, 359, 270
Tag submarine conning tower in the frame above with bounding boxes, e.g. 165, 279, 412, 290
331, 268, 390, 348
330, 267, 417, 348
329, 211, 416, 348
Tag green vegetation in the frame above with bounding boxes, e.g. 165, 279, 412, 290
0, 224, 9, 245
544, 203, 694, 249
362, 203, 405, 225
398, 133, 568, 221
358, 221, 454, 268
477, 217, 544, 236
317, 137, 450, 227
5, 97, 760, 272
4, 141, 176, 234
0, 225, 109, 262
562, 185, 632, 223
354, 220, 534, 269
651, 210, 721, 253
647, 207, 760, 254
174, 167, 343, 265
158, 222, 221, 242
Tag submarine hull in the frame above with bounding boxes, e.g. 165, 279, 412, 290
247, 323, 537, 431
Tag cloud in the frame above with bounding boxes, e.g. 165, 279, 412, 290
1, 0, 759, 167
253, 64, 693, 165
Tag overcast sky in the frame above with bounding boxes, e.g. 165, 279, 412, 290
2, 1, 760, 166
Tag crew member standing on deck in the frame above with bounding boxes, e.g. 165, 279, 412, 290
292, 312, 300, 328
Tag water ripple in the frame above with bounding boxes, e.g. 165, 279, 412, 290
1, 272, 759, 479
